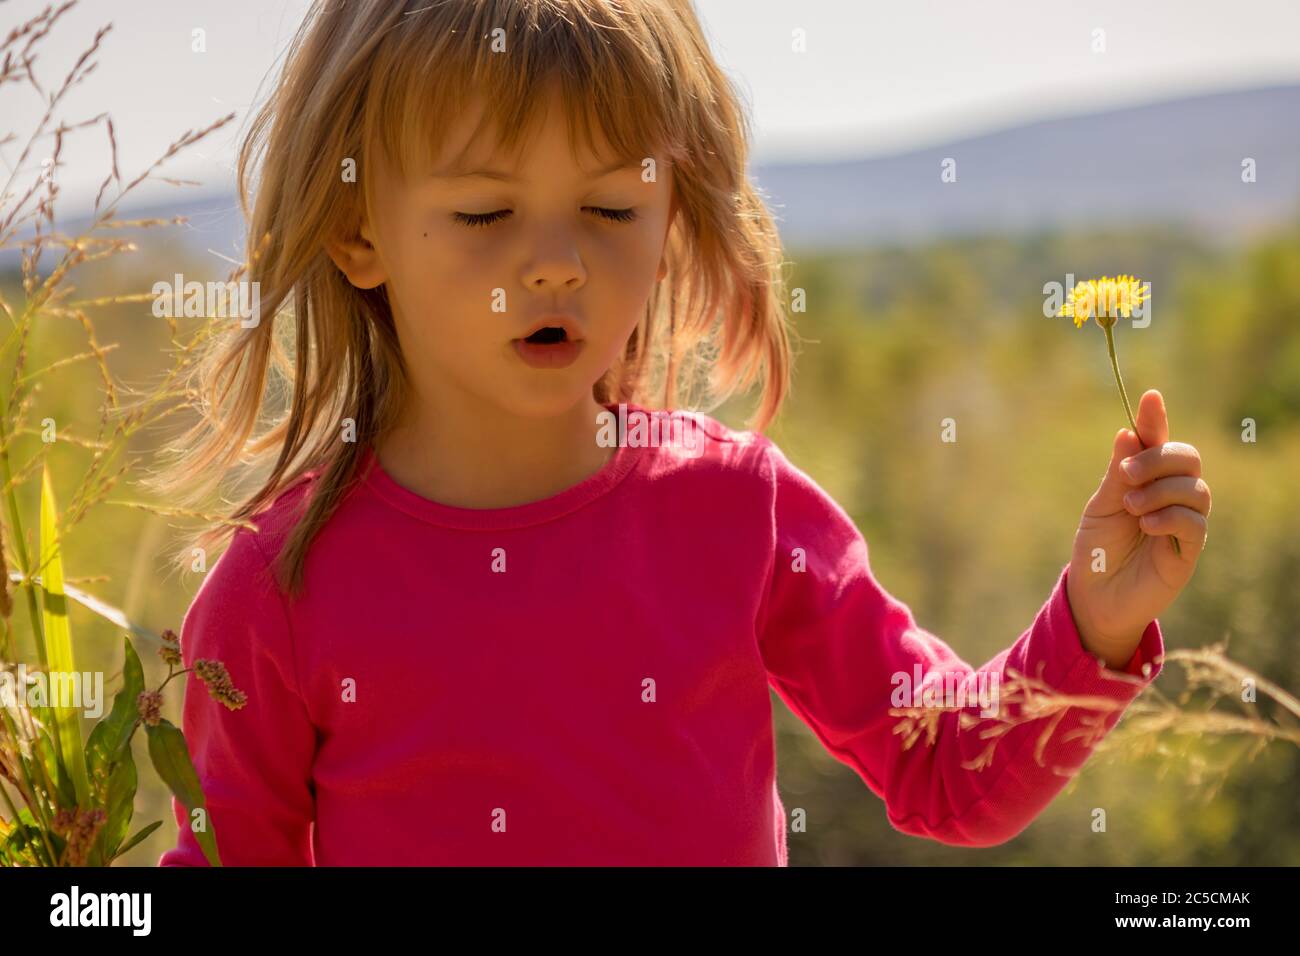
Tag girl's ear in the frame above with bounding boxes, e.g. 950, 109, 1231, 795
325, 222, 387, 290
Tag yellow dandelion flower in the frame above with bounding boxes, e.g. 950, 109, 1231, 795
1058, 275, 1149, 329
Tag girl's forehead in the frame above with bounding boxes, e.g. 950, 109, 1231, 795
422, 95, 633, 180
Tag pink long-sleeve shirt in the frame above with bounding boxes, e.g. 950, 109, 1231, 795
158, 401, 1163, 866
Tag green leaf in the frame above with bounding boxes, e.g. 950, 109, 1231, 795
84, 751, 136, 866
1, 823, 39, 864
38, 463, 92, 807
112, 819, 163, 858
86, 637, 144, 776
0, 709, 61, 851
86, 637, 146, 863
38, 724, 76, 808
2, 809, 63, 866
145, 718, 222, 866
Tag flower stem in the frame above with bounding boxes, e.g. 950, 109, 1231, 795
1105, 325, 1137, 434
1104, 323, 1182, 556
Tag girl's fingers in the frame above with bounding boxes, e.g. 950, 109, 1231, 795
1139, 504, 1208, 551
1122, 475, 1212, 518
1119, 441, 1202, 484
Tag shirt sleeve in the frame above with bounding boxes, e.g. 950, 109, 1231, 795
156, 526, 318, 866
753, 436, 1164, 848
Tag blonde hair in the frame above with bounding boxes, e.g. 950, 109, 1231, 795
147, 0, 793, 600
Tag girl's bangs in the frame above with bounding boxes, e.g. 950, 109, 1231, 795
366, 0, 687, 184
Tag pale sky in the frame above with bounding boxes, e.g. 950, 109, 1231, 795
3, 0, 1299, 214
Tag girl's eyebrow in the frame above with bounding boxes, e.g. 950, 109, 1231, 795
429, 158, 643, 183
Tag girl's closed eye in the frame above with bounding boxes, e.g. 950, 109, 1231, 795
451, 207, 639, 228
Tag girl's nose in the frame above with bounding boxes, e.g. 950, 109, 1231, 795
524, 244, 586, 294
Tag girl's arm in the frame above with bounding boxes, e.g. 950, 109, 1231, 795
754, 437, 1163, 848
157, 527, 317, 866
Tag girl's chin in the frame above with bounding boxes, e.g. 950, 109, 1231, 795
486, 381, 606, 421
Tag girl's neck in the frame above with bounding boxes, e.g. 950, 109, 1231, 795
372, 392, 615, 511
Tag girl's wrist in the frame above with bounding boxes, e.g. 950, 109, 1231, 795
1066, 570, 1143, 669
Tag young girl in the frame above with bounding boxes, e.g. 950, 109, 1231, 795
154, 0, 1209, 866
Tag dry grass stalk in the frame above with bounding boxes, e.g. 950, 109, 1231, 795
891, 642, 1300, 802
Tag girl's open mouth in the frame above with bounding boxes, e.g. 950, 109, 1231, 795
513, 326, 584, 369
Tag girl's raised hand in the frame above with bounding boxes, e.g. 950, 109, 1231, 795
1066, 389, 1209, 669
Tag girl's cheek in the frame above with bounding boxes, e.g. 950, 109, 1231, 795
596, 230, 661, 287
431, 231, 499, 273
404, 231, 477, 284
613, 221, 663, 263
405, 256, 493, 322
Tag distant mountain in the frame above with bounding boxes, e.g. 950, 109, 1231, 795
750, 84, 1300, 250
4, 83, 1298, 271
